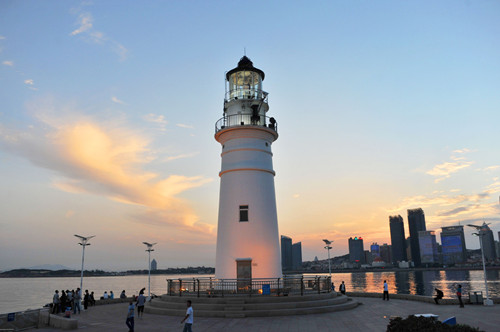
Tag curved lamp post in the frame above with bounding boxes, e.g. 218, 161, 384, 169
466, 223, 493, 306
74, 234, 95, 295
143, 242, 157, 301
322, 239, 333, 281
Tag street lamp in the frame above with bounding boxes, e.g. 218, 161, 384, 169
143, 242, 157, 301
322, 239, 333, 281
467, 223, 494, 306
74, 234, 95, 295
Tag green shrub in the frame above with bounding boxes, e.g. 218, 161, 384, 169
387, 315, 483, 332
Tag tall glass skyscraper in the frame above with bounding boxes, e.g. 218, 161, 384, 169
407, 208, 426, 267
441, 225, 467, 265
479, 223, 497, 262
280, 235, 293, 271
349, 237, 365, 264
292, 242, 302, 270
389, 215, 407, 263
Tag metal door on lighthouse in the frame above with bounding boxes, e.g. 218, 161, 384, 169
236, 259, 252, 292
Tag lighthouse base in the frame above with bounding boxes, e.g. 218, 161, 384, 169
145, 292, 359, 318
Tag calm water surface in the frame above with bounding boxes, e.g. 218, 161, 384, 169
1, 270, 499, 314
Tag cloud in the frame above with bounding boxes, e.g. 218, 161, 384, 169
2, 60, 13, 66
387, 192, 490, 213
164, 152, 199, 162
176, 123, 194, 129
0, 99, 213, 235
477, 165, 500, 172
0, 36, 5, 40
69, 9, 128, 60
111, 96, 125, 105
70, 13, 93, 36
426, 149, 474, 182
437, 205, 476, 217
24, 79, 34, 85
144, 113, 168, 131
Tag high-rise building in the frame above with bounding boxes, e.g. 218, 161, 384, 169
292, 242, 302, 270
380, 243, 392, 264
281, 235, 293, 271
441, 226, 467, 265
418, 230, 438, 264
479, 223, 497, 262
349, 237, 365, 264
150, 259, 158, 271
370, 243, 380, 258
408, 208, 426, 266
389, 215, 407, 263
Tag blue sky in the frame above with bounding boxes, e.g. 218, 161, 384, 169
1, 0, 500, 270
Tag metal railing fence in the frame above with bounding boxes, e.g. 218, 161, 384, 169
167, 276, 331, 297
0, 308, 43, 331
215, 114, 277, 134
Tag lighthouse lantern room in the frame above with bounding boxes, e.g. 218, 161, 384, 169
214, 56, 282, 279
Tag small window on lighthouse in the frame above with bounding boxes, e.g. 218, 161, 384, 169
239, 205, 249, 222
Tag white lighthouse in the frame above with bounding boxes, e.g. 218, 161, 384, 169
214, 56, 282, 279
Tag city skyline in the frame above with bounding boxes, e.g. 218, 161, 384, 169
1, 1, 500, 270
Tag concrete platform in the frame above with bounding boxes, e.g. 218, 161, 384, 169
146, 293, 359, 317
33, 296, 499, 331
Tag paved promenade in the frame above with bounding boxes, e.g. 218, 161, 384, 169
36, 297, 498, 331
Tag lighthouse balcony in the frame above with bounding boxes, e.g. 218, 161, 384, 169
215, 114, 277, 134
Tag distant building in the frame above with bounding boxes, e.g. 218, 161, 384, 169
408, 208, 426, 267
292, 242, 303, 270
441, 225, 467, 265
349, 237, 365, 264
370, 243, 380, 258
314, 256, 319, 262
418, 230, 438, 265
389, 215, 407, 263
406, 237, 412, 261
380, 243, 392, 264
151, 259, 157, 271
281, 235, 293, 271
364, 250, 373, 265
479, 223, 497, 262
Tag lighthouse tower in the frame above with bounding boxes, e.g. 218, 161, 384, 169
214, 56, 282, 279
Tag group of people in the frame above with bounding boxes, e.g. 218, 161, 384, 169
434, 284, 465, 307
125, 289, 193, 332
333, 280, 465, 307
52, 288, 96, 315
125, 288, 147, 332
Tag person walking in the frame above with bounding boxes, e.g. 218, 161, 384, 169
383, 280, 389, 301
434, 288, 444, 304
457, 284, 464, 308
136, 290, 146, 318
126, 300, 135, 332
52, 290, 60, 314
180, 300, 193, 332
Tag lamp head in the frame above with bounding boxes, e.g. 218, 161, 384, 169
322, 239, 332, 245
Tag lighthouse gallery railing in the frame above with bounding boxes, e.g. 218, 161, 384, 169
167, 276, 331, 297
215, 114, 277, 134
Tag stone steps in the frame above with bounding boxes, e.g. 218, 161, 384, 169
145, 293, 360, 317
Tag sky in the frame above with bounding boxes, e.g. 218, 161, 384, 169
1, 0, 500, 271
